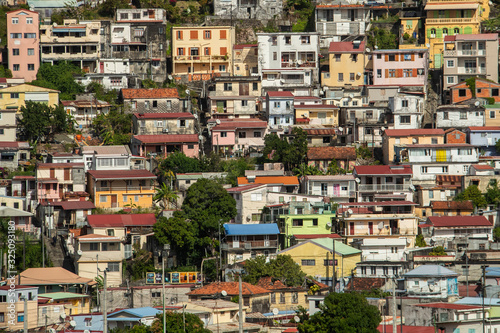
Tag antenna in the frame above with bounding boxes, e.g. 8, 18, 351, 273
355, 178, 360, 183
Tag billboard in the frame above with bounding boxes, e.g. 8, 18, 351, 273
146, 272, 201, 284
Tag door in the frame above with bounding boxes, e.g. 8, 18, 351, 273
368, 222, 373, 235
233, 236, 240, 248
111, 195, 117, 208
264, 235, 270, 247
100, 62, 104, 73
390, 220, 398, 234
349, 222, 355, 235
64, 168, 70, 181
239, 83, 249, 96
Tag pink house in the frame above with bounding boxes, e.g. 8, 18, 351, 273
372, 49, 428, 88
211, 118, 267, 156
7, 9, 39, 82
131, 134, 199, 158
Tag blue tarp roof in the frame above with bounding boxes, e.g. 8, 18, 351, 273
455, 297, 500, 306
403, 265, 458, 278
486, 267, 500, 277
108, 307, 162, 319
224, 223, 279, 236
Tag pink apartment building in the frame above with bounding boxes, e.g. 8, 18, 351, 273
372, 49, 428, 88
7, 9, 40, 82
211, 119, 267, 156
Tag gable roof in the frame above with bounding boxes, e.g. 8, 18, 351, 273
121, 88, 179, 99
226, 184, 266, 193
354, 165, 412, 175
87, 169, 156, 180
430, 201, 473, 210
87, 214, 156, 228
472, 164, 494, 170
307, 146, 356, 161
267, 91, 294, 98
224, 223, 280, 236
237, 176, 299, 186
346, 277, 385, 291
404, 265, 458, 277
384, 129, 445, 137
468, 126, 500, 131
427, 215, 492, 228
328, 41, 366, 53
278, 239, 361, 256
187, 282, 270, 296
0, 83, 59, 93
16, 267, 93, 285
415, 302, 481, 310
108, 307, 162, 319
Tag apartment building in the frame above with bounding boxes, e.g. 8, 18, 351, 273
382, 129, 445, 164
0, 84, 59, 113
301, 175, 356, 202
208, 76, 261, 119
449, 78, 500, 104
266, 91, 294, 129
62, 94, 111, 129
388, 93, 425, 129
315, 3, 371, 47
323, 40, 367, 88
81, 145, 133, 172
171, 26, 235, 78
40, 19, 101, 73
213, 0, 282, 20
372, 49, 428, 89
210, 119, 267, 156
353, 165, 413, 203
36, 163, 86, 203
233, 44, 259, 76
424, 0, 487, 69
257, 32, 320, 95
120, 88, 180, 113
7, 9, 40, 82
132, 112, 195, 136
435, 105, 484, 129
343, 107, 388, 147
0, 109, 17, 141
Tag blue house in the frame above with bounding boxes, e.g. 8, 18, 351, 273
266, 91, 294, 129
404, 265, 458, 300
107, 307, 162, 330
467, 126, 500, 156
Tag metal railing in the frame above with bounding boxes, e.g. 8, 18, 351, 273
224, 240, 278, 250
358, 184, 411, 192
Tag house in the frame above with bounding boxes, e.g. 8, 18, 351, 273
301, 175, 356, 202
11, 175, 36, 211
306, 146, 357, 172
47, 200, 95, 229
107, 307, 162, 330
484, 104, 500, 126
76, 57, 133, 91
266, 91, 294, 129
435, 105, 484, 129
210, 119, 267, 157
222, 223, 280, 264
429, 200, 474, 216
237, 176, 299, 193
226, 184, 267, 224
449, 78, 500, 105
315, 3, 371, 47
40, 19, 100, 73
443, 34, 499, 91
444, 128, 466, 143
353, 165, 413, 202
420, 215, 492, 250
469, 164, 495, 175
81, 145, 133, 172
400, 12, 423, 46
26, 0, 78, 20
132, 112, 196, 135
86, 170, 156, 210
0, 206, 34, 234
0, 84, 59, 113
171, 26, 235, 79
415, 175, 463, 217
388, 92, 425, 129
323, 41, 368, 88
7, 9, 40, 82
14, 267, 93, 294
257, 32, 320, 95
354, 238, 407, 278
343, 106, 387, 147
213, 0, 282, 20
424, 0, 487, 69
287, 126, 339, 147
382, 129, 445, 165
107, 9, 168, 83
294, 104, 339, 127
0, 285, 38, 330
61, 95, 111, 129
277, 238, 361, 286
208, 76, 261, 119
467, 126, 500, 156
233, 44, 259, 76
37, 292, 91, 315
403, 265, 459, 300
340, 201, 419, 247
121, 88, 180, 113
187, 282, 270, 314
0, 141, 30, 170
0, 108, 17, 141
36, 163, 86, 203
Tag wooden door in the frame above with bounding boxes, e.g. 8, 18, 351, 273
111, 195, 117, 208
239, 83, 249, 96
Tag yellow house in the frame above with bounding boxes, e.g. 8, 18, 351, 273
0, 83, 59, 112
424, 0, 487, 69
172, 26, 236, 77
38, 292, 91, 315
294, 104, 339, 127
87, 170, 156, 210
382, 128, 445, 164
400, 16, 422, 45
323, 40, 368, 88
233, 44, 258, 76
278, 239, 361, 285
485, 104, 500, 126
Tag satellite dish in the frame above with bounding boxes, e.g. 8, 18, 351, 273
77, 250, 83, 255
221, 290, 227, 297
355, 178, 360, 183
374, 45, 379, 50
426, 43, 430, 48
366, 48, 371, 53
357, 72, 362, 77
198, 135, 204, 141
70, 321, 76, 327
410, 185, 416, 191
272, 308, 279, 316
326, 222, 332, 228
185, 89, 190, 95
475, 101, 480, 106
168, 75, 173, 80
53, 22, 57, 27
216, 119, 221, 124
60, 313, 67, 319
348, 209, 353, 215
381, 126, 386, 131
338, 127, 343, 132
412, 138, 418, 143
294, 316, 300, 323
349, 93, 354, 98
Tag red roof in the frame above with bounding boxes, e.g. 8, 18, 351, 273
234, 44, 258, 49
354, 165, 412, 175
133, 112, 194, 119
87, 214, 156, 228
267, 91, 294, 98
121, 88, 179, 99
416, 303, 481, 310
294, 234, 341, 239
226, 184, 266, 192
430, 201, 473, 210
237, 176, 299, 186
133, 134, 199, 144
187, 282, 270, 296
37, 163, 84, 169
328, 41, 366, 53
52, 201, 95, 210
212, 120, 268, 131
468, 126, 500, 131
377, 326, 434, 333
384, 129, 445, 137
294, 104, 339, 109
472, 164, 494, 170
87, 170, 156, 180
307, 146, 356, 160
427, 215, 492, 227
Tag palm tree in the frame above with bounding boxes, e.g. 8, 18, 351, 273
153, 183, 179, 209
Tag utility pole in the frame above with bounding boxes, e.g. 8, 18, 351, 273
392, 282, 397, 333
238, 274, 243, 333
100, 269, 107, 333
162, 253, 166, 333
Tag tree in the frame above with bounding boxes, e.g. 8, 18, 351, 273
18, 101, 74, 143
150, 313, 210, 333
32, 61, 84, 99
298, 292, 381, 332
243, 255, 306, 287
86, 82, 118, 104
429, 246, 446, 256
454, 185, 487, 208
262, 128, 308, 171
153, 183, 179, 209
158, 152, 202, 175
153, 214, 197, 266
415, 234, 427, 247
485, 181, 500, 205
92, 108, 132, 145
368, 27, 397, 49
293, 163, 323, 177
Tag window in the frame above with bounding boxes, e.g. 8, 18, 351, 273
272, 36, 277, 45
292, 292, 298, 304
292, 219, 303, 226
219, 65, 226, 72
28, 64, 34, 71
12, 65, 19, 71
370, 267, 376, 275
10, 93, 19, 98
338, 73, 343, 81
253, 82, 258, 91
107, 262, 119, 272
459, 89, 467, 97
312, 218, 318, 226
301, 259, 315, 266
430, 28, 436, 37
10, 33, 21, 39
100, 195, 108, 203
271, 293, 276, 303
447, 77, 455, 84
285, 36, 291, 44
11, 17, 18, 24
335, 54, 341, 62
491, 111, 496, 119
107, 229, 115, 236
454, 28, 460, 34
145, 101, 150, 109
460, 112, 467, 119
224, 83, 232, 91
403, 69, 412, 77
220, 132, 227, 138
377, 69, 382, 78
18, 313, 24, 322
27, 48, 34, 56
300, 35, 310, 44
241, 100, 248, 107
274, 102, 281, 108
401, 100, 408, 108
388, 54, 396, 61
431, 138, 438, 144
350, 73, 355, 81
443, 111, 448, 120
421, 166, 428, 174
238, 132, 246, 139
273, 52, 277, 61
251, 193, 262, 201
204, 30, 211, 39
179, 119, 186, 127
132, 12, 140, 19
176, 31, 183, 40
12, 49, 19, 56
134, 28, 144, 37
447, 60, 455, 68
24, 33, 36, 38
400, 116, 411, 124
388, 69, 396, 77
254, 131, 261, 137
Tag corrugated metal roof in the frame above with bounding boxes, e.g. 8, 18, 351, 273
224, 223, 280, 236
403, 265, 458, 277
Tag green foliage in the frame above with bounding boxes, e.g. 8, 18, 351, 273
86, 82, 118, 104
150, 312, 210, 333
18, 101, 74, 143
486, 97, 496, 105
92, 108, 132, 145
32, 62, 84, 100
0, 65, 12, 78
141, 79, 158, 89
262, 127, 308, 171
219, 157, 254, 187
153, 183, 179, 209
159, 152, 202, 174
429, 246, 447, 256
465, 77, 476, 97
485, 180, 500, 205
123, 245, 155, 281
358, 288, 391, 298
415, 234, 427, 247
368, 27, 397, 49
454, 185, 487, 208
243, 255, 306, 287
494, 227, 500, 242
98, 0, 130, 18
356, 146, 372, 159
327, 158, 349, 175
153, 215, 197, 265
293, 163, 323, 177
298, 292, 381, 332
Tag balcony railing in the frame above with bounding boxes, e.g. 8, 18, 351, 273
223, 240, 278, 250
426, 18, 477, 24
174, 55, 230, 62
358, 184, 411, 192
97, 186, 153, 192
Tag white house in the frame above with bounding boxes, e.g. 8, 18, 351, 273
352, 165, 413, 202
436, 105, 485, 129
343, 106, 388, 147
266, 91, 295, 129
403, 265, 458, 300
226, 184, 267, 224
301, 175, 356, 202
388, 93, 425, 129
81, 145, 132, 172
257, 32, 319, 95
360, 238, 406, 262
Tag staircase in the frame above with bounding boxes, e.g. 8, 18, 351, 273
43, 234, 75, 272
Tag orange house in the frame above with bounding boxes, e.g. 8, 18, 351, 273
449, 78, 500, 104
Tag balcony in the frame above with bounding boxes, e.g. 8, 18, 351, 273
174, 55, 230, 63
96, 186, 153, 192
425, 18, 477, 24
358, 184, 411, 192
222, 240, 278, 250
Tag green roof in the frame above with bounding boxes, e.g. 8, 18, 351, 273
311, 238, 362, 256
38, 292, 90, 300
485, 104, 500, 109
